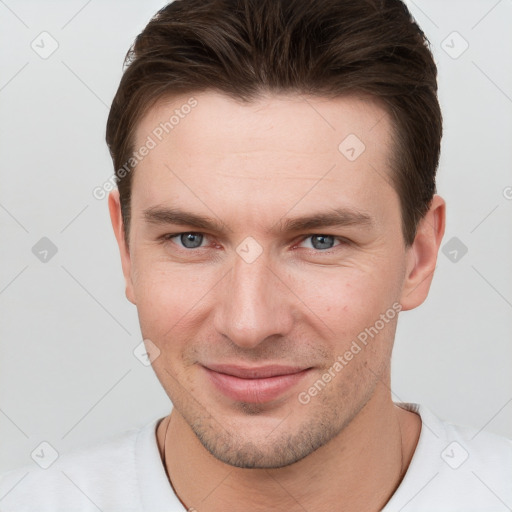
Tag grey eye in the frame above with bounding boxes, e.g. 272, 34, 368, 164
310, 235, 336, 250
179, 233, 204, 249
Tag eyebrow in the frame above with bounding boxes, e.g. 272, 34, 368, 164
143, 206, 374, 234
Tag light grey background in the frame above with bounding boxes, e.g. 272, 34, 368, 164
0, 0, 511, 472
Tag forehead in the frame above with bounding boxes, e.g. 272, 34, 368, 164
130, 91, 398, 231
135, 91, 392, 158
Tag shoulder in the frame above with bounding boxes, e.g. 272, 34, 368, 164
418, 403, 512, 477
442, 413, 512, 470
438, 411, 512, 500
0, 419, 160, 512
385, 403, 512, 512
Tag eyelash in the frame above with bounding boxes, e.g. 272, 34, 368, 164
159, 232, 349, 252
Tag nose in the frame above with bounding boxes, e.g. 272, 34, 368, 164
213, 251, 295, 349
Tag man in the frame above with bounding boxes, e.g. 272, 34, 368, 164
1, 0, 511, 510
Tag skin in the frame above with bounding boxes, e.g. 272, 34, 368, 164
109, 91, 445, 511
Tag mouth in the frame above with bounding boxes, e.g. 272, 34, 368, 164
201, 364, 312, 404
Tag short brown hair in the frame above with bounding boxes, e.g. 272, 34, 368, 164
106, 0, 442, 246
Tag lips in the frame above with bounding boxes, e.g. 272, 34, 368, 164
202, 364, 311, 404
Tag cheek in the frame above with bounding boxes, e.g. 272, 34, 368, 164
290, 266, 387, 328
288, 261, 402, 372
132, 260, 218, 340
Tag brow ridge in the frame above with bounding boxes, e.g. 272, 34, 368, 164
143, 206, 374, 234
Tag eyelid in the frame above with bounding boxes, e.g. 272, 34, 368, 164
160, 231, 211, 249
294, 234, 349, 250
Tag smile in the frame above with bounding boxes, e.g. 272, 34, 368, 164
202, 364, 312, 403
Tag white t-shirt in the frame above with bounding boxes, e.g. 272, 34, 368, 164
1, 403, 511, 511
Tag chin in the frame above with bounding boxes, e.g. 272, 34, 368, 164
190, 413, 341, 469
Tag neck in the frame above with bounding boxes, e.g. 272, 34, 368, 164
158, 384, 421, 512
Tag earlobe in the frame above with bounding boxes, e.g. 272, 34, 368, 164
108, 190, 136, 305
399, 195, 446, 311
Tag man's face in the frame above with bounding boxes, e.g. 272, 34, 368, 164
116, 91, 415, 468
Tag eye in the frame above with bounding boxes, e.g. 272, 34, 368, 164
164, 232, 208, 249
161, 232, 347, 252
298, 234, 344, 251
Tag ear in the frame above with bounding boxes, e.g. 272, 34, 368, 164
400, 194, 446, 311
108, 190, 136, 305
